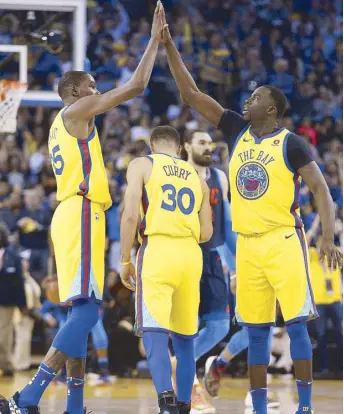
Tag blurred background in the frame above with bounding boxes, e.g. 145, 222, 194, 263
0, 0, 342, 382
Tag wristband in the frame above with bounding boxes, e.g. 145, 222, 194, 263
120, 261, 131, 266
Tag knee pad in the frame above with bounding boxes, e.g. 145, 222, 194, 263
172, 335, 195, 360
91, 319, 109, 350
143, 331, 169, 361
287, 321, 312, 360
52, 297, 100, 358
247, 327, 271, 365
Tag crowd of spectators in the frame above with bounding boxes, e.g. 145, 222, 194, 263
0, 0, 342, 376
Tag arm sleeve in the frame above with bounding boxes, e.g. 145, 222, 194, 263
218, 110, 248, 153
286, 133, 314, 172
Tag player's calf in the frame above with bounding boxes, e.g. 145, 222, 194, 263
286, 322, 313, 413
247, 327, 271, 414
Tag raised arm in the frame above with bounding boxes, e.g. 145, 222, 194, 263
299, 162, 343, 270
199, 177, 213, 243
67, 2, 163, 121
162, 15, 224, 127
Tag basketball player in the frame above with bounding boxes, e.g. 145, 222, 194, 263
0, 4, 164, 414
179, 130, 235, 414
160, 10, 342, 414
120, 126, 213, 414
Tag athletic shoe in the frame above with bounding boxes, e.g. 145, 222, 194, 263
295, 410, 314, 413
158, 390, 178, 414
178, 402, 191, 414
203, 356, 221, 398
245, 391, 280, 409
63, 409, 88, 414
87, 374, 115, 386
0, 392, 40, 414
190, 384, 216, 414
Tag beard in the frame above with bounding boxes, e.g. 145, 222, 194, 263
192, 150, 213, 167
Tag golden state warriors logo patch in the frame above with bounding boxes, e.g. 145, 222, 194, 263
236, 162, 269, 200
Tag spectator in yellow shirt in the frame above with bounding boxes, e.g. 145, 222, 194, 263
309, 240, 342, 373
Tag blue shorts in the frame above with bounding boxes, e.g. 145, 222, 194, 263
199, 249, 230, 321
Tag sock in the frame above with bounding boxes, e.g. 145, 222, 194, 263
66, 377, 85, 414
172, 335, 195, 403
296, 379, 312, 411
142, 332, 173, 395
215, 354, 229, 373
98, 357, 110, 377
19, 363, 57, 407
251, 388, 267, 414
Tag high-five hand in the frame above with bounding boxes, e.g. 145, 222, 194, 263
151, 1, 164, 41
160, 3, 172, 44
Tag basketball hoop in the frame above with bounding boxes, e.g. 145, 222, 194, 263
0, 80, 28, 133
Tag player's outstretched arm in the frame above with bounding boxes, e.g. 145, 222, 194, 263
120, 157, 152, 291
299, 161, 343, 270
199, 177, 213, 243
67, 2, 163, 120
161, 9, 224, 128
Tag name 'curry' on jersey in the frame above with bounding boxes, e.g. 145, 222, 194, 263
48, 107, 112, 210
229, 126, 302, 235
139, 154, 203, 242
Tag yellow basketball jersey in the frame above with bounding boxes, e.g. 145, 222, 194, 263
229, 126, 302, 234
309, 247, 342, 305
139, 154, 203, 242
48, 107, 112, 210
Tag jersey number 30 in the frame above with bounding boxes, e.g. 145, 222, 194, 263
161, 184, 195, 215
51, 145, 65, 175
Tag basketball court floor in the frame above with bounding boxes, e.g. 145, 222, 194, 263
0, 373, 342, 413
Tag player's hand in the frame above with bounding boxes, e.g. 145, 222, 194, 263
161, 6, 172, 45
120, 262, 136, 291
151, 1, 164, 42
319, 237, 343, 271
230, 273, 236, 295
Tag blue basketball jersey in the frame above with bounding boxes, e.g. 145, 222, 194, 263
202, 167, 225, 250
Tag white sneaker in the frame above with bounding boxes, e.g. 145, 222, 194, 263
190, 384, 216, 414
203, 356, 221, 399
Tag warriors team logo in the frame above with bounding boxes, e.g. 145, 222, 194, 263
236, 162, 269, 200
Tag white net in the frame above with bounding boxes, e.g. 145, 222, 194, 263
0, 81, 28, 133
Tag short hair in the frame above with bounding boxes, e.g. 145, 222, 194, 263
264, 85, 288, 119
150, 126, 180, 146
181, 129, 208, 160
183, 129, 209, 144
58, 71, 88, 100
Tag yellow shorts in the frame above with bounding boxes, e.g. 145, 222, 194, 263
51, 195, 106, 305
236, 227, 318, 326
135, 235, 202, 338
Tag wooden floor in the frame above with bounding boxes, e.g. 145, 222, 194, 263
0, 372, 342, 413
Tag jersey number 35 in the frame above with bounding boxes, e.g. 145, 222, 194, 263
51, 145, 65, 176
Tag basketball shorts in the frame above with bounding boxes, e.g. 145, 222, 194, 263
135, 235, 202, 338
235, 227, 319, 326
51, 195, 106, 305
199, 248, 230, 321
